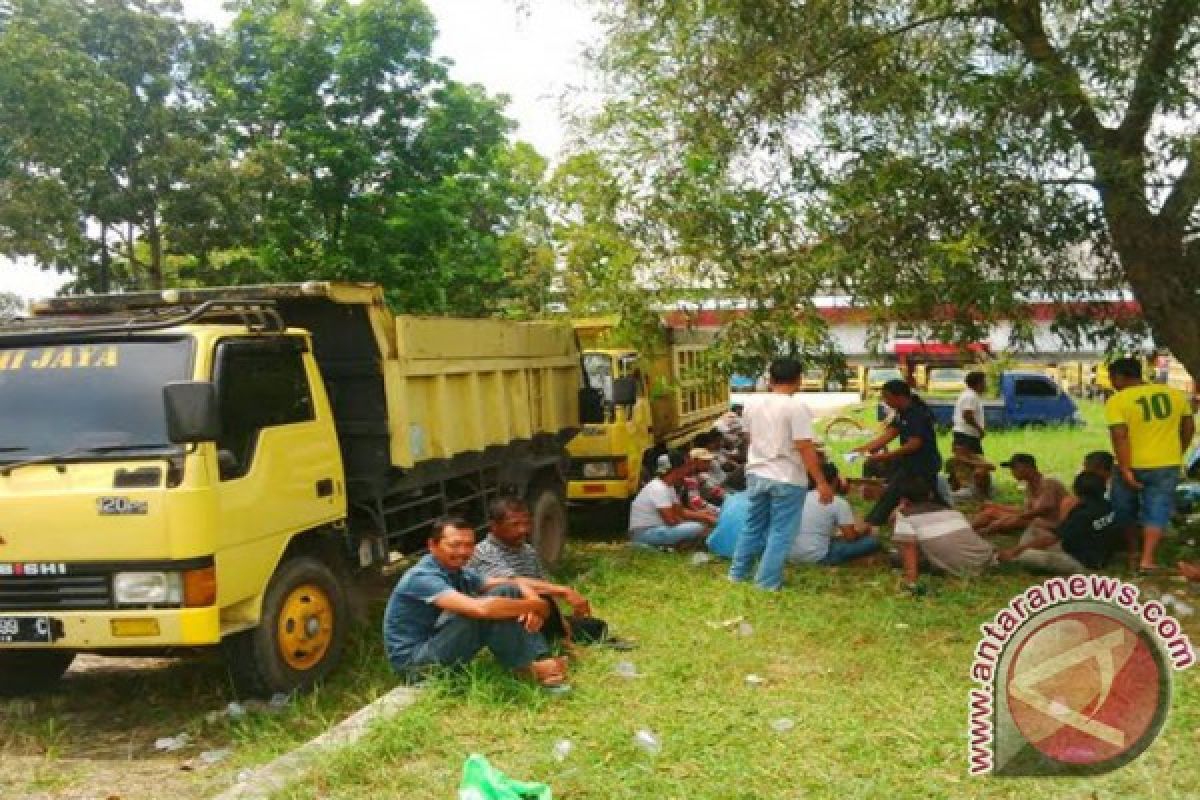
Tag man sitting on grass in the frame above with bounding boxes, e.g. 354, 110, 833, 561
628, 450, 717, 548
1059, 450, 1115, 519
469, 494, 623, 648
971, 453, 1066, 536
789, 463, 881, 566
891, 475, 997, 593
382, 516, 567, 688
998, 471, 1120, 574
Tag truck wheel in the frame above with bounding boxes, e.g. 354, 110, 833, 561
528, 480, 568, 567
225, 555, 348, 697
0, 650, 75, 696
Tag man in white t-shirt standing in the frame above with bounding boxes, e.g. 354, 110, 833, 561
628, 450, 717, 548
729, 358, 833, 590
950, 371, 993, 498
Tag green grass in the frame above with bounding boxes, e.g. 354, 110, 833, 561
2, 399, 1198, 798
270, 400, 1200, 799
274, 552, 1200, 799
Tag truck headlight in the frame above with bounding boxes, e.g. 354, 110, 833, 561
113, 572, 183, 606
582, 461, 617, 478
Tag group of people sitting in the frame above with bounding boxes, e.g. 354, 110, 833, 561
379, 354, 1198, 688
624, 355, 1199, 596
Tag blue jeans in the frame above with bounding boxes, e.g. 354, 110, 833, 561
820, 535, 882, 566
729, 474, 807, 590
1111, 466, 1180, 529
630, 521, 708, 547
391, 586, 550, 674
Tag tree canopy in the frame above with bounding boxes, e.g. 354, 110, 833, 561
582, 0, 1200, 372
0, 0, 551, 314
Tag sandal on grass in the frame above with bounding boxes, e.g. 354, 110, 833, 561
517, 657, 568, 689
600, 636, 638, 651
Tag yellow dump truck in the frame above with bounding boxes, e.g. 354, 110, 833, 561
0, 283, 581, 695
567, 320, 727, 501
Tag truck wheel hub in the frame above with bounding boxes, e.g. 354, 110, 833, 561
277, 583, 334, 671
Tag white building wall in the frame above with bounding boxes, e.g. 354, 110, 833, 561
827, 319, 1116, 360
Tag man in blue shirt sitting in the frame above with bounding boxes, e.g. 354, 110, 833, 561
382, 516, 567, 687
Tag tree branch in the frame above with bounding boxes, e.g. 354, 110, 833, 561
1117, 0, 1200, 153
787, 10, 987, 89
990, 0, 1114, 158
1160, 136, 1200, 229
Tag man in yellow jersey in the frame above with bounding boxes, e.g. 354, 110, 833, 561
1105, 357, 1195, 572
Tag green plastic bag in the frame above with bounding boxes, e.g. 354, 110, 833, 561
458, 754, 552, 800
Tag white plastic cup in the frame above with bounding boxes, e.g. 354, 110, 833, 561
633, 729, 662, 755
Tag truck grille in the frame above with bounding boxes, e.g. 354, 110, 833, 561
0, 574, 112, 610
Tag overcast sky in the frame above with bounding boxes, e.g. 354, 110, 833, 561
0, 0, 601, 299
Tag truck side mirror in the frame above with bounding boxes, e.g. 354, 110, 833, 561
164, 381, 221, 443
612, 376, 638, 406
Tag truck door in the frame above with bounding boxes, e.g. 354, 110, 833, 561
210, 338, 343, 605
1009, 375, 1063, 424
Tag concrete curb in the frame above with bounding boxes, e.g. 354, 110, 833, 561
211, 686, 420, 800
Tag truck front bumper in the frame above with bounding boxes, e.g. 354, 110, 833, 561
0, 607, 221, 649
567, 479, 633, 501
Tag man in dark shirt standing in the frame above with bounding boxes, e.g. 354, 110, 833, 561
852, 379, 943, 527
381, 516, 567, 687
999, 471, 1119, 573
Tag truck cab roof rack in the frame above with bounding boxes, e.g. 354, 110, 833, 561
0, 300, 286, 346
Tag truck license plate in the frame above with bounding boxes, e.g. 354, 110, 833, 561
0, 616, 56, 643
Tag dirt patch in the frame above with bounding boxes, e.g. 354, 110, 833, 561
1, 655, 241, 799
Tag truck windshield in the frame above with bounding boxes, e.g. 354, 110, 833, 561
0, 337, 193, 461
583, 352, 615, 403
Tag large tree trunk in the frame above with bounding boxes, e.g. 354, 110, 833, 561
1107, 211, 1200, 381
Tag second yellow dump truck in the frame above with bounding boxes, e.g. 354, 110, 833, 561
567, 319, 728, 501
0, 283, 581, 696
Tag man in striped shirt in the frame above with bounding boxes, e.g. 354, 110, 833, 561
468, 494, 616, 646
892, 474, 997, 594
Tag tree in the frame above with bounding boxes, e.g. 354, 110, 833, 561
584, 1, 1200, 373
203, 0, 549, 313
0, 0, 225, 291
0, 0, 552, 313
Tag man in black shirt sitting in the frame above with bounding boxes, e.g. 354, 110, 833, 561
998, 471, 1119, 573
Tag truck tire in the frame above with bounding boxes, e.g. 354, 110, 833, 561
225, 555, 348, 697
528, 480, 568, 567
0, 650, 75, 696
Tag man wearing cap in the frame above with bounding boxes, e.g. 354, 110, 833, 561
628, 449, 717, 547
683, 446, 725, 509
972, 453, 1067, 536
998, 471, 1120, 574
